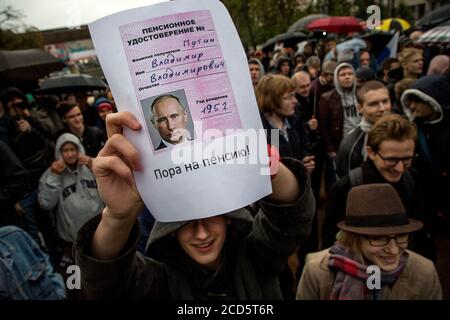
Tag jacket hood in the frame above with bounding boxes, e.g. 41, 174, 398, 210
145, 208, 254, 254
248, 58, 265, 80
333, 62, 356, 96
54, 133, 86, 160
400, 75, 450, 124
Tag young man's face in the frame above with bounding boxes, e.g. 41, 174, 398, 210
409, 100, 438, 121
337, 67, 354, 89
360, 233, 408, 272
249, 63, 261, 86
358, 88, 391, 124
61, 142, 79, 166
406, 57, 423, 76
368, 139, 415, 183
64, 106, 84, 132
153, 97, 188, 144
176, 215, 228, 270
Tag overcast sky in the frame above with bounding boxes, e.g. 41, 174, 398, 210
2, 0, 166, 31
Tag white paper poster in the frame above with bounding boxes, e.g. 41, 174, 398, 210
89, 0, 271, 221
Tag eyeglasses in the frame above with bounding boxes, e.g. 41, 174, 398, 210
365, 234, 410, 247
376, 152, 413, 167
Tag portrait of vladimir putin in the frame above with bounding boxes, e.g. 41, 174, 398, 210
151, 94, 192, 150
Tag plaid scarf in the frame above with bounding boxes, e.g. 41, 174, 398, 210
328, 243, 408, 300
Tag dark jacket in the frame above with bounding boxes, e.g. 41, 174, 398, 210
401, 75, 450, 217
295, 93, 315, 123
11, 119, 53, 187
322, 160, 434, 259
310, 78, 333, 110
335, 126, 365, 178
155, 140, 167, 151
0, 141, 31, 227
74, 158, 315, 299
318, 89, 344, 153
261, 114, 311, 161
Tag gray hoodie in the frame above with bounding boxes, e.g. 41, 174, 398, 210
248, 58, 265, 84
38, 133, 104, 242
334, 62, 360, 135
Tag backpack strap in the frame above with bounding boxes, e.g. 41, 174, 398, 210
349, 167, 364, 187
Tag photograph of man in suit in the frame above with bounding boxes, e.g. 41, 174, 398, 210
151, 94, 191, 150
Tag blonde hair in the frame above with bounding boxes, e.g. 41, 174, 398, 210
256, 74, 295, 114
336, 230, 365, 263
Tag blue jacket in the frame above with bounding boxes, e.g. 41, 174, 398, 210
0, 226, 65, 300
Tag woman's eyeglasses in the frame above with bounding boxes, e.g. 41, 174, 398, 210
365, 233, 410, 247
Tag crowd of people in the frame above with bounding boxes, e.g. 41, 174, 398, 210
246, 30, 449, 300
0, 25, 449, 300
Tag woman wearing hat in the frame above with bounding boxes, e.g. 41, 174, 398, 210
297, 183, 442, 300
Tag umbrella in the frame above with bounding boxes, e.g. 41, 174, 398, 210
417, 25, 450, 44
287, 14, 329, 32
307, 16, 364, 34
262, 31, 307, 52
375, 18, 410, 32
336, 38, 367, 53
416, 4, 450, 29
0, 49, 65, 84
36, 74, 107, 94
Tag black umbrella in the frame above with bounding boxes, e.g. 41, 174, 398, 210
262, 31, 307, 52
36, 74, 107, 94
416, 4, 450, 29
287, 14, 329, 32
0, 49, 65, 84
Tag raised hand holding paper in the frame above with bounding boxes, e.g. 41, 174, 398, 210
89, 0, 271, 222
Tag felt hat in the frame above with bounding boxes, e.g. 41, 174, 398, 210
337, 183, 423, 235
